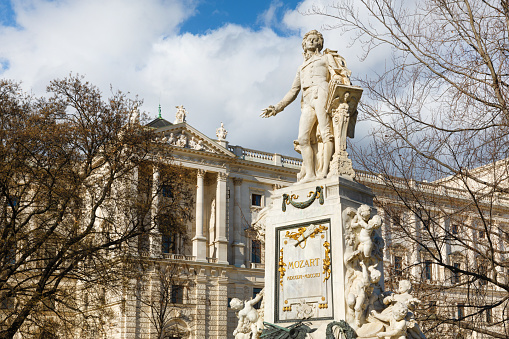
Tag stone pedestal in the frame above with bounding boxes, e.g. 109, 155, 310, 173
264, 176, 374, 331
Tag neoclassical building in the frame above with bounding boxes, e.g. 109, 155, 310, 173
105, 108, 508, 339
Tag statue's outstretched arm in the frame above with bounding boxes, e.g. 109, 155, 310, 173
261, 71, 301, 118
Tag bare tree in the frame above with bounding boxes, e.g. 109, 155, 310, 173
0, 76, 193, 338
135, 262, 193, 339
309, 0, 509, 337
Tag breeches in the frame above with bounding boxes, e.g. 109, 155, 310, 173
298, 85, 332, 145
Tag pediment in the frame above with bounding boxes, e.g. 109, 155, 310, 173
153, 123, 235, 157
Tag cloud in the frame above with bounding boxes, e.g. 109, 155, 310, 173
0, 0, 390, 158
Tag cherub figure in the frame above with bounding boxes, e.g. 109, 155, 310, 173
347, 261, 382, 328
382, 280, 426, 339
231, 289, 264, 339
358, 214, 383, 258
371, 302, 409, 339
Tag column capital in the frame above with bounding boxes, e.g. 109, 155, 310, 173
197, 169, 206, 178
218, 172, 228, 182
232, 177, 243, 186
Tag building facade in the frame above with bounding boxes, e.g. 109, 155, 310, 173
105, 110, 508, 338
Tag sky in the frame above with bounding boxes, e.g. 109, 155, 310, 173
0, 0, 386, 157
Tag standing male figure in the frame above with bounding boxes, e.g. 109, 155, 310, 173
261, 30, 344, 183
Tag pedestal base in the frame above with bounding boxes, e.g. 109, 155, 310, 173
264, 176, 374, 331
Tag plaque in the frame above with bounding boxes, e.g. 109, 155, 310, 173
276, 220, 333, 321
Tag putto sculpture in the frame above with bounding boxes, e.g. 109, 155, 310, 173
261, 30, 362, 182
231, 289, 265, 339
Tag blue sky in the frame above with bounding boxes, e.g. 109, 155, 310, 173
0, 0, 384, 156
180, 1, 303, 35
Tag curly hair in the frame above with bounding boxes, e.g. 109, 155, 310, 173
301, 30, 324, 51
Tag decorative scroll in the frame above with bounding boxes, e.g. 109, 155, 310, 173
282, 186, 324, 212
323, 241, 331, 282
278, 248, 286, 287
285, 224, 329, 249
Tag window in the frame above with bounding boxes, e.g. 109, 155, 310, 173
486, 308, 492, 323
391, 213, 401, 226
161, 185, 173, 198
171, 285, 184, 304
457, 303, 464, 319
478, 229, 485, 239
0, 294, 14, 309
162, 233, 177, 254
424, 260, 432, 280
6, 245, 15, 265
251, 240, 261, 264
422, 218, 431, 232
252, 288, 262, 309
7, 196, 18, 209
429, 301, 437, 314
251, 194, 262, 207
394, 256, 403, 276
478, 263, 488, 285
451, 224, 459, 234
452, 263, 461, 284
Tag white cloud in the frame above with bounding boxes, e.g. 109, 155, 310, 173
0, 0, 389, 157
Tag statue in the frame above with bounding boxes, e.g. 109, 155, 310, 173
175, 105, 187, 124
261, 30, 362, 182
216, 122, 228, 141
230, 289, 264, 339
370, 302, 410, 339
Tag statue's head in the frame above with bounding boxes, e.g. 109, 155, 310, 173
358, 205, 371, 220
230, 298, 244, 311
302, 30, 324, 52
398, 280, 412, 293
393, 302, 408, 321
368, 266, 382, 283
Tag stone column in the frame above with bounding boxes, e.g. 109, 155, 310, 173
150, 165, 160, 257
215, 172, 229, 264
232, 178, 245, 267
193, 169, 207, 262
410, 211, 422, 277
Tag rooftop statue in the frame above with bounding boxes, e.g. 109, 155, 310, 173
261, 30, 362, 182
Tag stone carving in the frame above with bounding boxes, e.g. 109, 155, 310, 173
230, 288, 264, 339
177, 133, 187, 147
365, 280, 427, 339
168, 132, 175, 145
294, 300, 315, 319
216, 122, 228, 140
282, 186, 324, 212
343, 205, 384, 330
340, 206, 427, 339
175, 105, 187, 124
190, 136, 205, 151
261, 29, 362, 183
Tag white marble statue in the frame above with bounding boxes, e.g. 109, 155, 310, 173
261, 29, 359, 183
231, 288, 264, 339
177, 134, 187, 147
216, 122, 228, 141
175, 105, 187, 124
343, 205, 385, 330
371, 302, 410, 339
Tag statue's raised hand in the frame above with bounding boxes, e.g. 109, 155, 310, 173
260, 105, 277, 118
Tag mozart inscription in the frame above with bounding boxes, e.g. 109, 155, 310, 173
276, 220, 333, 321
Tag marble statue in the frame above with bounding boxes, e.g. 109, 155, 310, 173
175, 105, 187, 124
261, 29, 361, 182
216, 122, 228, 140
343, 205, 384, 330
370, 302, 409, 339
176, 134, 187, 147
231, 288, 264, 339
